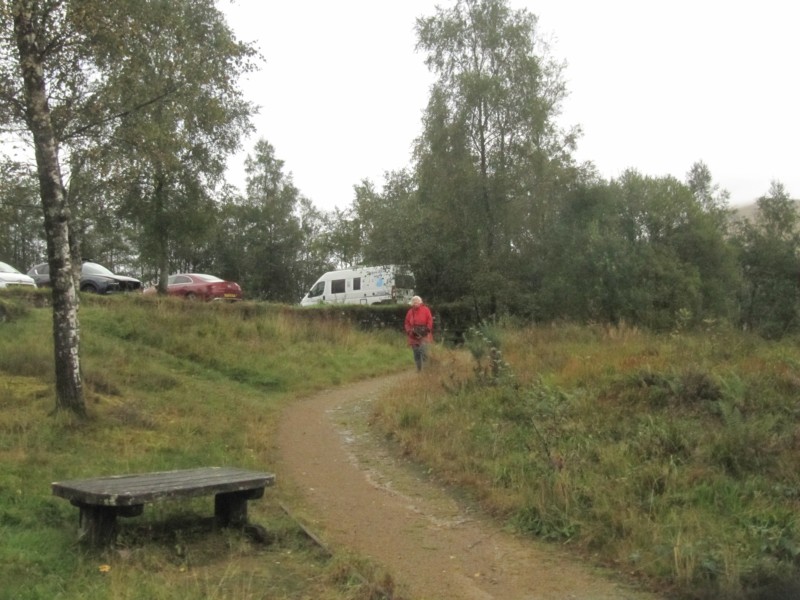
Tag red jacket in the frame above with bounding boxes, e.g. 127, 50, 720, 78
404, 304, 433, 346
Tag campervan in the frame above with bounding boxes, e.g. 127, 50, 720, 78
300, 265, 415, 306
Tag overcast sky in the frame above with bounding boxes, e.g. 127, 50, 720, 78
220, 0, 799, 211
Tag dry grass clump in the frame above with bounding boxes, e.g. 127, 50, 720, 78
371, 323, 800, 599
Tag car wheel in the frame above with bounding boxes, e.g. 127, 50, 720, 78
81, 283, 98, 293
186, 292, 197, 301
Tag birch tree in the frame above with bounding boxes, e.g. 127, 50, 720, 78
0, 0, 256, 416
414, 0, 579, 313
4, 0, 85, 416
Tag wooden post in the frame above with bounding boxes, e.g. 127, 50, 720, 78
76, 503, 142, 547
214, 488, 263, 526
78, 505, 117, 546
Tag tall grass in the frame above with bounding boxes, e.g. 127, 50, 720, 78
10, 294, 800, 599
0, 294, 409, 600
372, 322, 800, 599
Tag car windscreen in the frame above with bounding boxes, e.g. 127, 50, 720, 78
0, 261, 20, 273
82, 263, 116, 276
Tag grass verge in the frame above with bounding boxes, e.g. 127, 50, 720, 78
372, 322, 800, 600
0, 294, 410, 600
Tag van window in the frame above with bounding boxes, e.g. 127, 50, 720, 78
353, 277, 361, 291
331, 279, 346, 294
308, 281, 325, 298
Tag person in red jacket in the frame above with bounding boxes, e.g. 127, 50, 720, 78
404, 295, 433, 371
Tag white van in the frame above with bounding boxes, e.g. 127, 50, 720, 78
300, 265, 415, 306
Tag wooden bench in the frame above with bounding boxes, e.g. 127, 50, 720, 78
52, 466, 275, 546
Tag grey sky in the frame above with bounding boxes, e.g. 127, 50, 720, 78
222, 0, 799, 211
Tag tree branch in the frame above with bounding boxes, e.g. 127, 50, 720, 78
62, 85, 179, 141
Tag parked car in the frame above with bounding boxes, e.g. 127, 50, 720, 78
0, 261, 37, 288
27, 261, 142, 294
144, 273, 242, 301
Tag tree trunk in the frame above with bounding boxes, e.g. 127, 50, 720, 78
153, 175, 171, 293
13, 1, 86, 418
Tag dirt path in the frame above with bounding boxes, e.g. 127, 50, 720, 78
276, 374, 661, 600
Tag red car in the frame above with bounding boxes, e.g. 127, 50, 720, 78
155, 273, 243, 301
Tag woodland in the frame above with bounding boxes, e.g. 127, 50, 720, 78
1, 1, 799, 415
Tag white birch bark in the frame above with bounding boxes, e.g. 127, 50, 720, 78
12, 0, 85, 417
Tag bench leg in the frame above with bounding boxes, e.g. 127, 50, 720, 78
78, 505, 118, 547
76, 504, 144, 547
214, 488, 264, 527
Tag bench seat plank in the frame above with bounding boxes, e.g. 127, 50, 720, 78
52, 466, 275, 507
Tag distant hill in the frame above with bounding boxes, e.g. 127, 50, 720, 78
732, 202, 758, 223
730, 199, 800, 224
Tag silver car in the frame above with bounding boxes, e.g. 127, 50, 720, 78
0, 261, 37, 289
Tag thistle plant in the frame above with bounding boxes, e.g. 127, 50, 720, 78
465, 325, 514, 385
